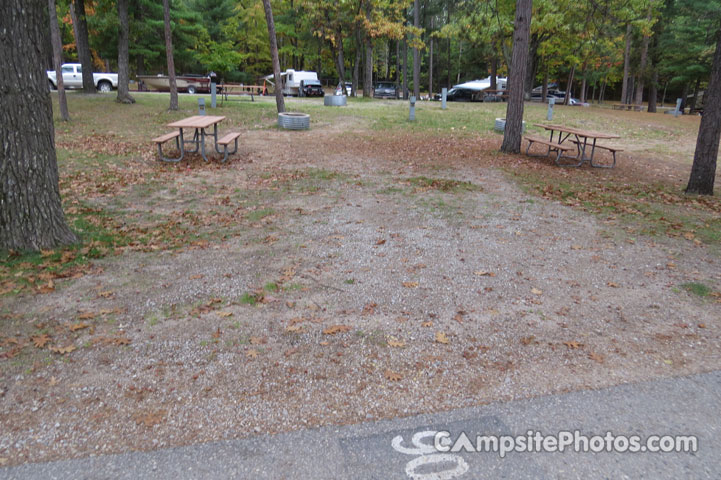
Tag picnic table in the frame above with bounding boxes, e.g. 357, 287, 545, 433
525, 123, 622, 168
220, 83, 265, 103
612, 103, 645, 112
166, 115, 226, 162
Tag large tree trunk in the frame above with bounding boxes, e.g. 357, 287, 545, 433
116, 0, 135, 104
352, 33, 361, 97
1, 0, 78, 250
72, 0, 95, 93
648, 70, 658, 113
635, 10, 652, 106
689, 77, 701, 112
395, 40, 400, 94
490, 56, 498, 90
500, 0, 532, 154
363, 2, 373, 98
162, 0, 178, 110
564, 64, 575, 105
402, 37, 408, 99
621, 23, 632, 104
262, 0, 285, 112
48, 0, 70, 121
413, 0, 420, 99
333, 28, 347, 90
686, 28, 721, 195
428, 18, 434, 97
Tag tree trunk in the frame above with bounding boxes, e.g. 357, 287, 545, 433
162, 0, 178, 110
395, 40, 400, 93
116, 0, 135, 104
72, 0, 95, 93
352, 34, 361, 97
580, 64, 587, 103
564, 64, 575, 105
1, 0, 78, 250
413, 0, 420, 99
363, 3, 373, 98
648, 70, 658, 113
456, 41, 462, 84
621, 23, 632, 104
500, 0, 532, 154
428, 18, 434, 97
689, 77, 701, 112
490, 56, 497, 90
262, 0, 285, 112
524, 34, 540, 99
542, 65, 548, 102
635, 11, 651, 106
402, 37, 408, 99
333, 28, 347, 90
48, 0, 70, 121
446, 0, 451, 89
686, 28, 721, 195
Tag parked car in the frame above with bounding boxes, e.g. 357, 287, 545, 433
300, 79, 324, 97
47, 63, 118, 92
335, 82, 352, 96
437, 87, 479, 102
373, 82, 398, 99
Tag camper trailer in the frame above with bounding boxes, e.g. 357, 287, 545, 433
264, 69, 319, 96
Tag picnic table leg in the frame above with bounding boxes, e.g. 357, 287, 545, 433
200, 128, 209, 162
213, 123, 225, 155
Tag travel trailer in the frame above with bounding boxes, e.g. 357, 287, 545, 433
263, 69, 320, 96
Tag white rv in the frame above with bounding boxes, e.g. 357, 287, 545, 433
264, 69, 319, 96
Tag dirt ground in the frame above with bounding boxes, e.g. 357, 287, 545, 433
1, 113, 720, 467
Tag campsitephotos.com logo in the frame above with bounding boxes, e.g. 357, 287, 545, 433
433, 430, 698, 458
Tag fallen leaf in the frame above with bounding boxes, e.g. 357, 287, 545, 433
32, 334, 51, 348
607, 282, 619, 288
375, 239, 386, 245
421, 321, 433, 328
97, 290, 114, 298
189, 274, 204, 280
402, 281, 419, 288
474, 270, 496, 277
68, 323, 90, 332
531, 288, 543, 295
212, 328, 222, 339
698, 323, 706, 329
563, 341, 583, 350
323, 325, 352, 335
387, 337, 406, 348
217, 311, 233, 317
249, 336, 267, 345
571, 245, 582, 250
37, 280, 55, 294
435, 332, 450, 344
49, 345, 76, 355
588, 352, 605, 363
520, 335, 535, 346
285, 324, 306, 333
663, 359, 673, 365
384, 369, 402, 381
133, 409, 166, 427
246, 349, 259, 359
362, 303, 377, 315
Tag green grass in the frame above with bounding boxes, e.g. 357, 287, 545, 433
407, 176, 480, 193
681, 282, 712, 297
246, 208, 275, 222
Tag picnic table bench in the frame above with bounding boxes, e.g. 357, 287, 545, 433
612, 103, 645, 112
152, 115, 241, 163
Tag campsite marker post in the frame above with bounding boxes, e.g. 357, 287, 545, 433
409, 96, 416, 121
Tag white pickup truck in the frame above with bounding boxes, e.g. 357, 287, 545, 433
47, 63, 118, 92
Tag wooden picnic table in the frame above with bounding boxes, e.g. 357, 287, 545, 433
167, 115, 226, 162
530, 123, 621, 168
220, 83, 265, 103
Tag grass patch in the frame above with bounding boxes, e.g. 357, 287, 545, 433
406, 176, 480, 193
246, 208, 275, 222
681, 282, 712, 297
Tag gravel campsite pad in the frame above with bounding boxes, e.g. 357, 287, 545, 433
1, 105, 721, 466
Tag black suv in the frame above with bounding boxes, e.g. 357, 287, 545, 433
300, 79, 324, 97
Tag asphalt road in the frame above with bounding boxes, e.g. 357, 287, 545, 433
3, 370, 720, 479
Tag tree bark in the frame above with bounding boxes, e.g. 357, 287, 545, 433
116, 0, 135, 104
352, 32, 361, 97
621, 23, 632, 104
500, 0, 532, 154
524, 34, 540, 99
402, 37, 408, 99
1, 0, 78, 250
363, 2, 373, 98
162, 0, 178, 110
428, 18, 434, 97
72, 0, 95, 93
333, 28, 347, 91
490, 56, 498, 90
413, 0, 420, 99
48, 0, 70, 121
564, 64, 575, 105
648, 70, 658, 113
686, 27, 721, 195
635, 11, 652, 106
262, 0, 285, 112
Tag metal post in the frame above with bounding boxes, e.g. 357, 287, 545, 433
209, 71, 217, 109
198, 98, 206, 115
441, 88, 447, 109
673, 98, 682, 117
547, 97, 555, 121
409, 96, 416, 121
